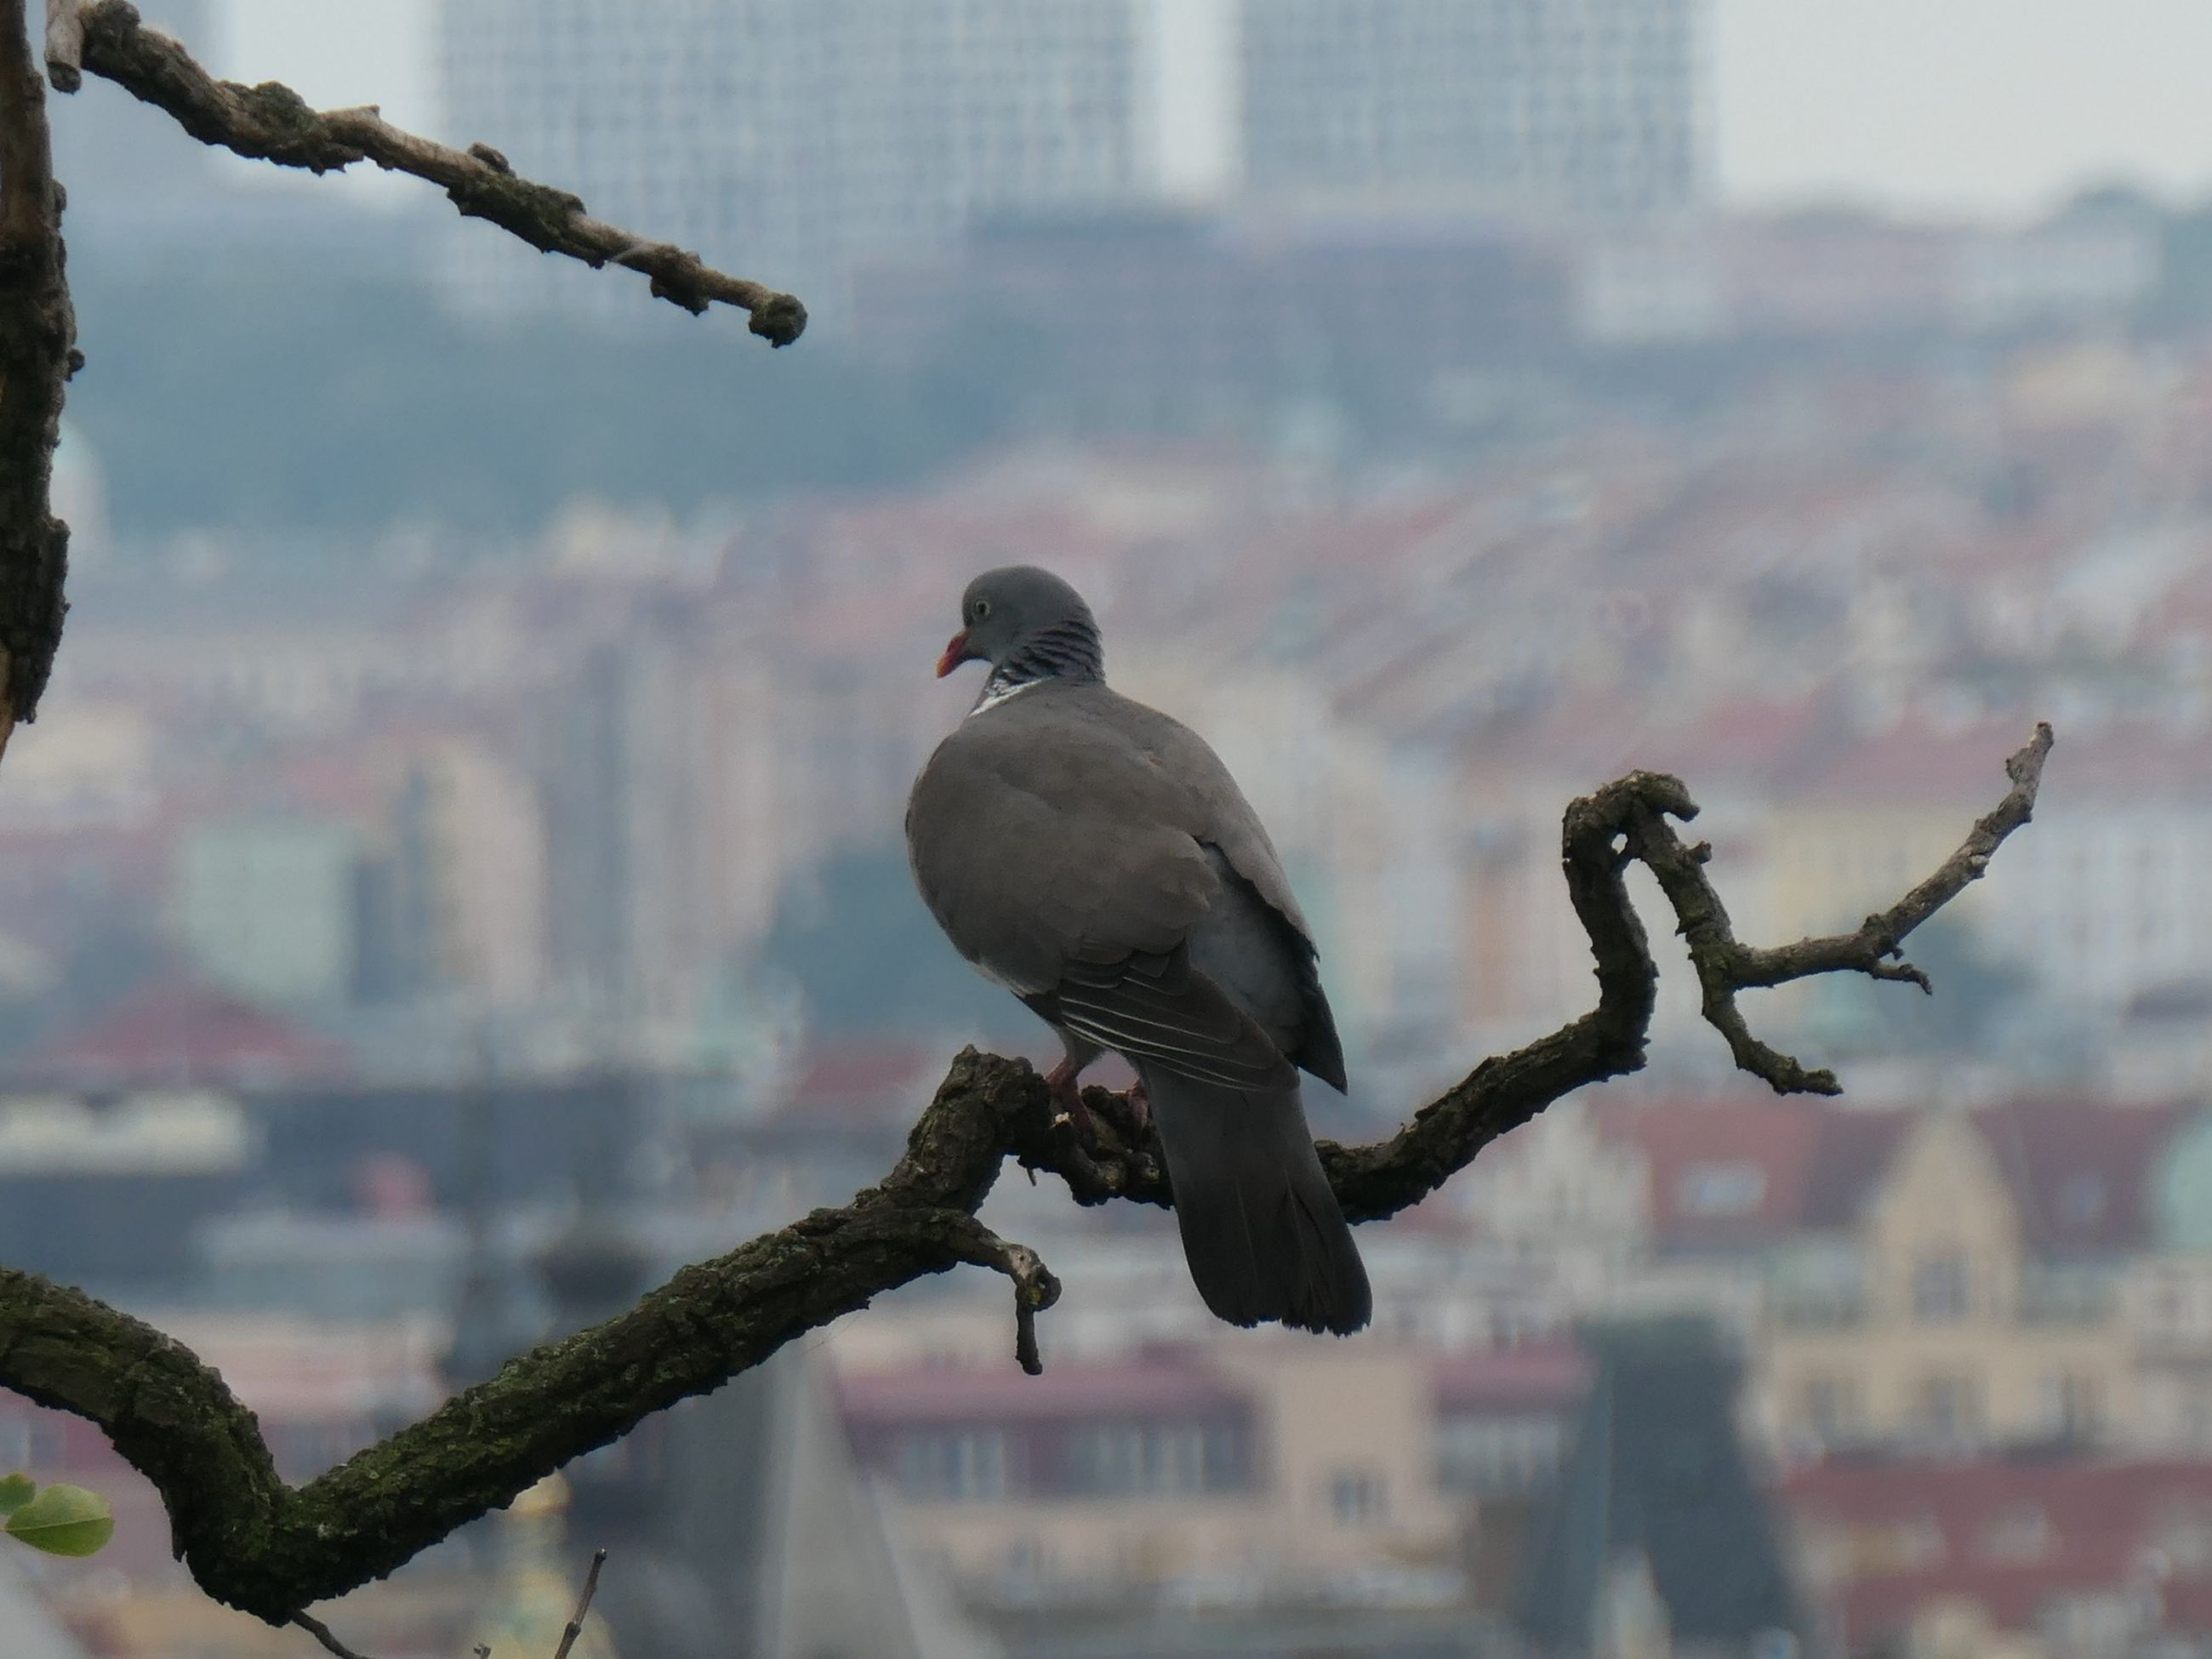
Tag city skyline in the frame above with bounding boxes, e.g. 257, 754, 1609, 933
202, 0, 2212, 219
15, 3, 2212, 1656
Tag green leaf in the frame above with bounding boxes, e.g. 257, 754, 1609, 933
0, 1475, 32, 1517
5, 1484, 114, 1557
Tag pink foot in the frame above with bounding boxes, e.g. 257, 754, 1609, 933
1045, 1055, 1092, 1136
1125, 1078, 1151, 1129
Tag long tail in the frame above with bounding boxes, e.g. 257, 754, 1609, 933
1140, 1063, 1372, 1336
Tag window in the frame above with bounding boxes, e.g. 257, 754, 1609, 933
1434, 1415, 1566, 1496
1981, 1504, 2054, 1565
2147, 1274, 2189, 1333
1918, 1374, 1983, 1440
1801, 1375, 1861, 1440
1677, 1161, 1765, 1217
2056, 1173, 2107, 1227
2038, 1373, 2101, 1440
2151, 1500, 2212, 1574
1064, 1422, 1243, 1497
1912, 1253, 1973, 1323
895, 1430, 1011, 1502
1888, 1515, 1947, 1570
1327, 1468, 1389, 1528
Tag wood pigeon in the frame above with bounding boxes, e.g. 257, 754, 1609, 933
906, 566, 1371, 1336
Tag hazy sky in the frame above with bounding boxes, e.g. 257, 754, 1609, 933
215, 0, 2212, 219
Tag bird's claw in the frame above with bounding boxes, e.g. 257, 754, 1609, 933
1045, 1057, 1093, 1137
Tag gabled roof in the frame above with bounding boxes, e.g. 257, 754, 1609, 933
20, 976, 353, 1092
1784, 719, 2036, 807
1787, 1456, 2212, 1643
1600, 1097, 2186, 1257
773, 1040, 952, 1127
1599, 1099, 1916, 1251
1969, 1098, 2191, 1255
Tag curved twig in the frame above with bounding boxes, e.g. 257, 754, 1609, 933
1639, 721, 2053, 1093
44, 1, 806, 345
289, 1611, 373, 1659
551, 1548, 608, 1659
0, 726, 2051, 1625
943, 1217, 1063, 1376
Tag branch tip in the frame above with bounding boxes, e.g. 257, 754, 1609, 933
550, 1548, 608, 1659
290, 1611, 376, 1659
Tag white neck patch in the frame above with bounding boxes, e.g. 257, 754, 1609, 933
969, 675, 1045, 718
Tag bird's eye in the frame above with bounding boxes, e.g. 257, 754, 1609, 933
974, 599, 993, 620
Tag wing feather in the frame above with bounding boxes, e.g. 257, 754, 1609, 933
906, 681, 1335, 1089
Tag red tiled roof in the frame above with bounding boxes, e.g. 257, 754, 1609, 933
1803, 1110, 1921, 1229
2027, 724, 2212, 802
1791, 720, 2038, 806
835, 1354, 1250, 1427
1603, 1097, 2183, 1256
23, 976, 353, 1090
1433, 1340, 1592, 1414
1599, 1099, 1914, 1249
1799, 718, 2212, 809
1786, 1457, 2212, 1644
1969, 1098, 2189, 1254
774, 1041, 953, 1126
1454, 695, 1850, 796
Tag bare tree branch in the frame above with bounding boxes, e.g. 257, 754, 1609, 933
943, 1217, 1063, 1376
0, 0, 76, 734
1633, 721, 2053, 1094
44, 0, 807, 345
550, 1549, 608, 1659
289, 1611, 375, 1659
0, 726, 2051, 1627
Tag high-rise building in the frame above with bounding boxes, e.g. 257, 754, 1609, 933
1240, 0, 1709, 216
436, 0, 1702, 327
539, 638, 706, 1038
436, 0, 1189, 327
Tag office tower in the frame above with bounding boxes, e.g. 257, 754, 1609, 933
1240, 0, 1708, 216
437, 0, 1179, 325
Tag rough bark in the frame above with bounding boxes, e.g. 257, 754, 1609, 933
0, 0, 75, 733
0, 724, 2053, 1626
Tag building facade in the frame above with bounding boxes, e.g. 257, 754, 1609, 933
438, 0, 1710, 326
437, 0, 1173, 325
835, 1336, 1589, 1607
1240, 0, 1709, 215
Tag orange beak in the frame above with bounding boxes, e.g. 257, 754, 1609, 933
936, 630, 976, 678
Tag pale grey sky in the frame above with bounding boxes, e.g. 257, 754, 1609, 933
214, 0, 2212, 219
1712, 0, 2212, 215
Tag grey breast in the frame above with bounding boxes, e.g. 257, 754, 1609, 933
907, 678, 1345, 1091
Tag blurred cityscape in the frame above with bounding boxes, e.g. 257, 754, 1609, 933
8, 3, 2212, 1657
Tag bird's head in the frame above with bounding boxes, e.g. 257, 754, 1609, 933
936, 565, 1103, 685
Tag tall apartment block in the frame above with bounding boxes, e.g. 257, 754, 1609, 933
1240, 0, 1708, 215
437, 0, 1175, 325
437, 0, 1706, 325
